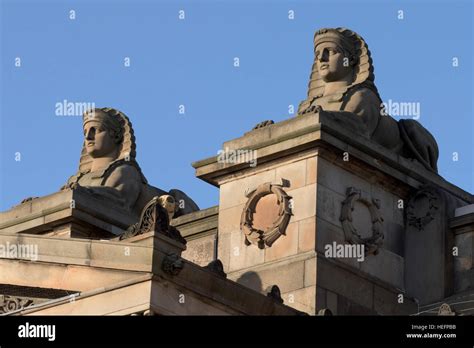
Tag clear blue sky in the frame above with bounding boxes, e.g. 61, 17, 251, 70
1, 0, 473, 211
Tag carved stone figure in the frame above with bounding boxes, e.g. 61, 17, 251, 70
61, 107, 199, 218
298, 28, 439, 172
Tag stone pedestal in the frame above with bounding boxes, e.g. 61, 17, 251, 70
0, 187, 136, 239
193, 111, 473, 314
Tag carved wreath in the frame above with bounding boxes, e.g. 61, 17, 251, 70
340, 187, 384, 255
406, 188, 438, 231
240, 182, 292, 249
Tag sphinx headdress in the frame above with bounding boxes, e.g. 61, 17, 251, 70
78, 107, 146, 182
298, 27, 381, 114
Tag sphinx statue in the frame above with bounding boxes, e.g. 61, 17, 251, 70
60, 107, 199, 218
296, 28, 439, 172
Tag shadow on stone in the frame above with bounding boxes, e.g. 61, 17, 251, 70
236, 271, 263, 293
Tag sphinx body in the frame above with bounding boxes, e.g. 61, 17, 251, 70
61, 108, 199, 218
298, 28, 439, 172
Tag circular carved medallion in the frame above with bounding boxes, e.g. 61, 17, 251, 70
406, 188, 438, 231
240, 182, 292, 249
340, 187, 384, 255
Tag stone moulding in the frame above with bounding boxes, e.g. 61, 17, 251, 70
340, 187, 384, 255
240, 181, 292, 249
119, 196, 187, 245
161, 253, 184, 276
0, 295, 35, 314
406, 187, 439, 231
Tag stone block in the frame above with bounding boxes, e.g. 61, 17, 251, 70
359, 248, 404, 290
384, 222, 405, 257
90, 241, 152, 272
217, 232, 231, 272
317, 258, 373, 309
218, 204, 245, 236
230, 257, 305, 294
392, 195, 405, 226
371, 183, 397, 225
182, 234, 216, 266
304, 256, 316, 287
306, 156, 317, 185
228, 229, 265, 272
288, 183, 316, 223
275, 159, 306, 190
373, 284, 417, 315
315, 217, 360, 269
316, 157, 371, 197
219, 169, 276, 210
337, 294, 377, 315
454, 232, 473, 272
283, 285, 316, 314
316, 184, 344, 228
453, 232, 473, 292
315, 217, 345, 252
264, 221, 298, 262
298, 216, 316, 253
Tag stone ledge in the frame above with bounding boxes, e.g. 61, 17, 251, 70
0, 188, 136, 238
171, 206, 218, 240
193, 112, 473, 203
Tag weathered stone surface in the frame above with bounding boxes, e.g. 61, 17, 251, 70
298, 216, 316, 253
405, 187, 456, 305
282, 285, 316, 314
316, 184, 344, 227
252, 194, 280, 231
306, 157, 317, 185
373, 284, 417, 315
0, 189, 134, 238
0, 258, 143, 292
304, 256, 317, 287
384, 222, 405, 257
454, 204, 474, 217
453, 231, 473, 292
264, 221, 298, 262
229, 256, 306, 294
316, 218, 362, 270
275, 159, 306, 190
228, 228, 265, 272
288, 184, 317, 223
337, 294, 377, 315
317, 157, 371, 197
219, 169, 276, 210
359, 248, 404, 290
182, 234, 216, 267
317, 257, 373, 310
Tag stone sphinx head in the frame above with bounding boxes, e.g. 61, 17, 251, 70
298, 27, 379, 114
79, 107, 138, 174
314, 29, 358, 83
83, 109, 123, 159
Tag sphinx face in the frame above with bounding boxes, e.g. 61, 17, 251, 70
315, 42, 352, 83
83, 120, 118, 159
